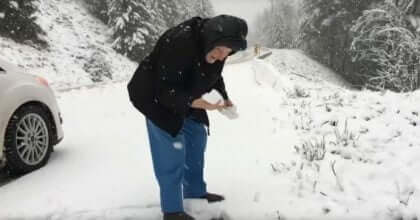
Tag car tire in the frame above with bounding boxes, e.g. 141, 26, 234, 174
4, 104, 54, 175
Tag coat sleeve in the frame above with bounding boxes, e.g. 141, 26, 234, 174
154, 35, 194, 116
213, 76, 229, 100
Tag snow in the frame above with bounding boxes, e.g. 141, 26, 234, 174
1, 48, 420, 219
173, 142, 184, 150
218, 106, 239, 120
1, 0, 420, 219
10, 1, 19, 9
116, 17, 126, 30
0, 0, 137, 91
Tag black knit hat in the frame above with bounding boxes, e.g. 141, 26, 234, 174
201, 15, 248, 55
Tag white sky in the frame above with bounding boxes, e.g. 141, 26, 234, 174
209, 0, 271, 29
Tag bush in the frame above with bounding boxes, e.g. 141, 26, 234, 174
83, 51, 113, 83
350, 3, 420, 92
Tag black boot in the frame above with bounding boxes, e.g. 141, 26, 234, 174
200, 193, 225, 203
163, 212, 195, 220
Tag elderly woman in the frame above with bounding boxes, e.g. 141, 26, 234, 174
128, 15, 248, 220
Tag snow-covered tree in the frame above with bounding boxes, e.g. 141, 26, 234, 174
390, 0, 420, 31
178, 0, 215, 22
83, 0, 110, 24
152, 0, 180, 29
104, 0, 216, 61
0, 0, 45, 45
254, 0, 300, 48
299, 0, 382, 81
189, 0, 215, 18
108, 0, 159, 61
390, 0, 420, 14
350, 3, 420, 91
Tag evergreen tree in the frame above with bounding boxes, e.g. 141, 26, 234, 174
391, 0, 420, 31
152, 0, 180, 28
106, 0, 216, 61
178, 0, 215, 21
254, 0, 300, 48
299, 0, 382, 82
0, 0, 45, 45
83, 0, 110, 24
350, 3, 420, 91
391, 0, 420, 14
191, 0, 215, 18
108, 0, 159, 61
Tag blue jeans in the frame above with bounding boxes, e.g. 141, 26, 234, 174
146, 118, 208, 213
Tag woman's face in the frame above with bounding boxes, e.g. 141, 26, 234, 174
205, 46, 232, 64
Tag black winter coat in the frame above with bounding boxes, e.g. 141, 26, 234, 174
127, 15, 248, 137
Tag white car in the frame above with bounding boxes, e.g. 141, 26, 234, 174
0, 59, 64, 175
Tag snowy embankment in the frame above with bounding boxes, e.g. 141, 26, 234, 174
1, 47, 420, 220
253, 50, 420, 220
0, 0, 137, 91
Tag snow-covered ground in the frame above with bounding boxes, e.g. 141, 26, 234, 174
0, 0, 137, 90
1, 0, 420, 219
1, 48, 420, 219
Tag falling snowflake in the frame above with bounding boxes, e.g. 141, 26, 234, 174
173, 142, 183, 150
184, 26, 191, 32
0, 13, 5, 19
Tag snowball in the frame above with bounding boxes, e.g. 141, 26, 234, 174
202, 90, 238, 119
202, 89, 224, 105
184, 198, 224, 220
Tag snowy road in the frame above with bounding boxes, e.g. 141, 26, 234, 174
0, 58, 300, 219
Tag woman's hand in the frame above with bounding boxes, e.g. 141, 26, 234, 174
224, 99, 234, 107
191, 98, 225, 111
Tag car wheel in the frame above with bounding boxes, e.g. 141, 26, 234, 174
4, 104, 54, 175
